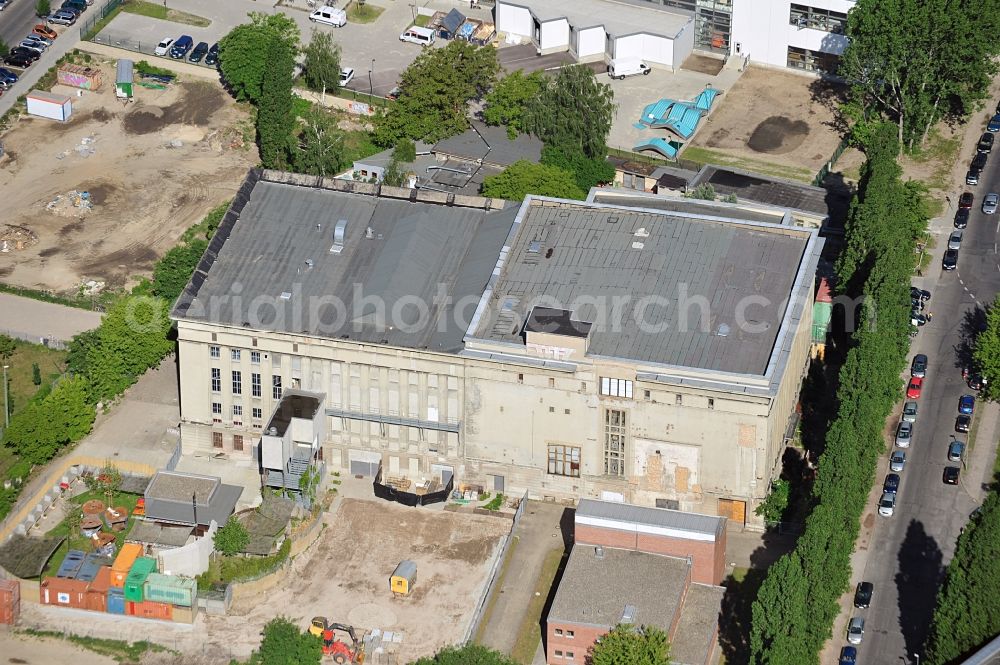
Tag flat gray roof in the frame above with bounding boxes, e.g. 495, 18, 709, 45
689, 166, 831, 218
469, 198, 812, 375
265, 391, 322, 437
502, 0, 692, 39
175, 178, 518, 353
589, 189, 788, 225
576, 499, 725, 540
548, 544, 689, 629
433, 121, 543, 168
146, 471, 218, 505
671, 583, 726, 665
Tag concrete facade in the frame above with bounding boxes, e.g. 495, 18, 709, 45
173, 171, 821, 527
731, 0, 854, 71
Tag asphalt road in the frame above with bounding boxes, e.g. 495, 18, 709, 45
853, 133, 1000, 663
0, 0, 41, 53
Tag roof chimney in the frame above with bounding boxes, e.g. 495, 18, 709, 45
594, 545, 604, 560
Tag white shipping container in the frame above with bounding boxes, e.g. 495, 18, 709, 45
26, 90, 72, 121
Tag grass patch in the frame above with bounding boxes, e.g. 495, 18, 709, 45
4, 340, 67, 419
904, 129, 961, 191
474, 535, 519, 644
198, 538, 292, 589
510, 547, 565, 665
346, 1, 384, 23
343, 128, 382, 163
680, 146, 815, 182
0, 282, 106, 310
413, 13, 430, 27
121, 0, 211, 27
135, 60, 176, 78
20, 629, 173, 663
82, 3, 126, 41
484, 493, 505, 511
41, 489, 142, 579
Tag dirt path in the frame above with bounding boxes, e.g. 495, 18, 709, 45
0, 633, 116, 665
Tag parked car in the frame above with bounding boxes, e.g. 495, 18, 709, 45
853, 582, 874, 608
57, 5, 82, 17
153, 37, 173, 56
3, 52, 32, 68
169, 35, 193, 59
973, 151, 988, 170
47, 11, 77, 25
890, 449, 906, 472
188, 41, 209, 63
948, 230, 964, 250
984, 192, 999, 214
967, 167, 981, 185
948, 440, 965, 462
339, 67, 355, 86
884, 473, 900, 493
989, 114, 1000, 133
956, 414, 971, 433
959, 192, 974, 209
839, 646, 857, 665
8, 47, 40, 63
33, 24, 57, 40
0, 67, 19, 85
878, 492, 896, 517
907, 377, 923, 399
979, 132, 995, 153
204, 42, 219, 66
62, 0, 86, 11
943, 248, 959, 270
0, 0, 11, 11
969, 373, 987, 391
17, 41, 45, 54
911, 353, 928, 378
24, 34, 52, 47
309, 5, 347, 27
959, 394, 976, 414
895, 421, 912, 447
954, 208, 970, 228
911, 286, 931, 302
847, 617, 865, 644
944, 466, 961, 485
902, 401, 918, 423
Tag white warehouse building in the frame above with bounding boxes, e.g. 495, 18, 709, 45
495, 0, 855, 74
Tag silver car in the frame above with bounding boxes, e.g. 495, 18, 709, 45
902, 401, 918, 422
848, 616, 865, 644
984, 192, 999, 215
948, 230, 963, 250
879, 491, 896, 516
895, 421, 912, 448
890, 449, 906, 472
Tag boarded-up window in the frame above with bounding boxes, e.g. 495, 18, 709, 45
212, 432, 223, 449
548, 445, 581, 477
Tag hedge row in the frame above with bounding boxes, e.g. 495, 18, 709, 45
748, 123, 928, 663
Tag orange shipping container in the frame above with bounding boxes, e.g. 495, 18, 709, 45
85, 567, 111, 612
126, 600, 172, 620
0, 580, 19, 626
0, 602, 18, 626
111, 543, 143, 587
39, 577, 89, 609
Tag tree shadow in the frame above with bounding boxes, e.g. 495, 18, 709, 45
807, 76, 851, 136
955, 304, 988, 373
820, 170, 854, 236
895, 519, 945, 659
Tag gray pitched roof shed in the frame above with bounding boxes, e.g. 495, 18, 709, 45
576, 499, 726, 540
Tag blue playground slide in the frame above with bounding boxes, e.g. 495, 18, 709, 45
633, 137, 683, 160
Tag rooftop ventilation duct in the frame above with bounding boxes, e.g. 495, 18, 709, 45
330, 219, 348, 254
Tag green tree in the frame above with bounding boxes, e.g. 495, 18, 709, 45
974, 295, 1000, 402
382, 158, 407, 187
373, 41, 499, 146
293, 106, 347, 178
394, 138, 416, 163
35, 0, 49, 18
540, 145, 615, 193
483, 70, 545, 139
523, 65, 616, 159
152, 239, 208, 304
685, 184, 717, 201
302, 29, 341, 97
3, 376, 94, 464
257, 36, 296, 169
409, 644, 518, 665
256, 617, 322, 665
754, 479, 790, 523
481, 160, 586, 201
219, 12, 300, 103
214, 518, 250, 556
924, 491, 1000, 663
83, 462, 123, 503
590, 624, 671, 665
31, 363, 41, 386
0, 335, 15, 361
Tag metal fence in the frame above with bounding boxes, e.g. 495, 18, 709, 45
88, 30, 220, 70
79, 0, 124, 40
0, 328, 68, 350
813, 135, 850, 186
463, 489, 530, 644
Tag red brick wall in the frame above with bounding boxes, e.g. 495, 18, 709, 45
575, 523, 724, 585
546, 622, 606, 665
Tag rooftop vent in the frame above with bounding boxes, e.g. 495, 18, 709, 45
594, 545, 604, 560
631, 241, 645, 250
528, 240, 542, 254
621, 605, 637, 625
365, 226, 375, 239
304, 259, 314, 269
267, 426, 278, 436
280, 292, 292, 300
634, 227, 650, 238
716, 323, 730, 337
330, 219, 348, 254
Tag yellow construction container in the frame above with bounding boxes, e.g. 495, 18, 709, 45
390, 560, 417, 597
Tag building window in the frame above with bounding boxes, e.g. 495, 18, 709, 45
212, 402, 222, 423
231, 349, 241, 362
549, 406, 555, 413
232, 370, 242, 395
209, 345, 220, 359
273, 353, 281, 368
251, 351, 261, 365
675, 394, 683, 405
566, 630, 574, 638
565, 653, 574, 659
601, 378, 633, 398
252, 407, 262, 420
708, 398, 715, 409
548, 445, 581, 477
548, 377, 555, 388
273, 375, 282, 400
555, 651, 563, 658
604, 410, 626, 476
252, 373, 262, 398
555, 629, 564, 637
789, 3, 847, 34
564, 409, 570, 415
251, 337, 258, 347
517, 373, 524, 384
233, 435, 244, 451
233, 404, 243, 417
786, 46, 841, 74
211, 368, 221, 393
644, 389, 651, 401
212, 432, 223, 448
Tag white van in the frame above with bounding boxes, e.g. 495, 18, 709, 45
400, 26, 435, 46
608, 57, 651, 80
309, 5, 347, 27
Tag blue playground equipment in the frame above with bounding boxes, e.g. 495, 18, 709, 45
633, 137, 684, 160
692, 86, 721, 111
636, 86, 722, 140
640, 98, 677, 126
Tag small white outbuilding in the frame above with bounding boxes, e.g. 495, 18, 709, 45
26, 90, 73, 122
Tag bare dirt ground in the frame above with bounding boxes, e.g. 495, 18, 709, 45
688, 67, 847, 180
0, 631, 115, 665
0, 59, 256, 293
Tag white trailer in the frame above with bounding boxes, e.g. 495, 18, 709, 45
26, 90, 73, 122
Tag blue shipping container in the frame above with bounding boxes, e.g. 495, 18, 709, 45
77, 553, 113, 583
107, 589, 125, 615
56, 550, 86, 579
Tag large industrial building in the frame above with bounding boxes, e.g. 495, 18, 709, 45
494, 0, 854, 73
172, 169, 822, 526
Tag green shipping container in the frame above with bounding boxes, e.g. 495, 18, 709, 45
812, 301, 832, 344
143, 573, 197, 608
123, 557, 157, 603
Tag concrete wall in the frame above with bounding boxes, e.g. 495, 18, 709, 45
731, 0, 853, 68
576, 26, 606, 61
539, 19, 570, 54
158, 521, 217, 577
495, 1, 533, 39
